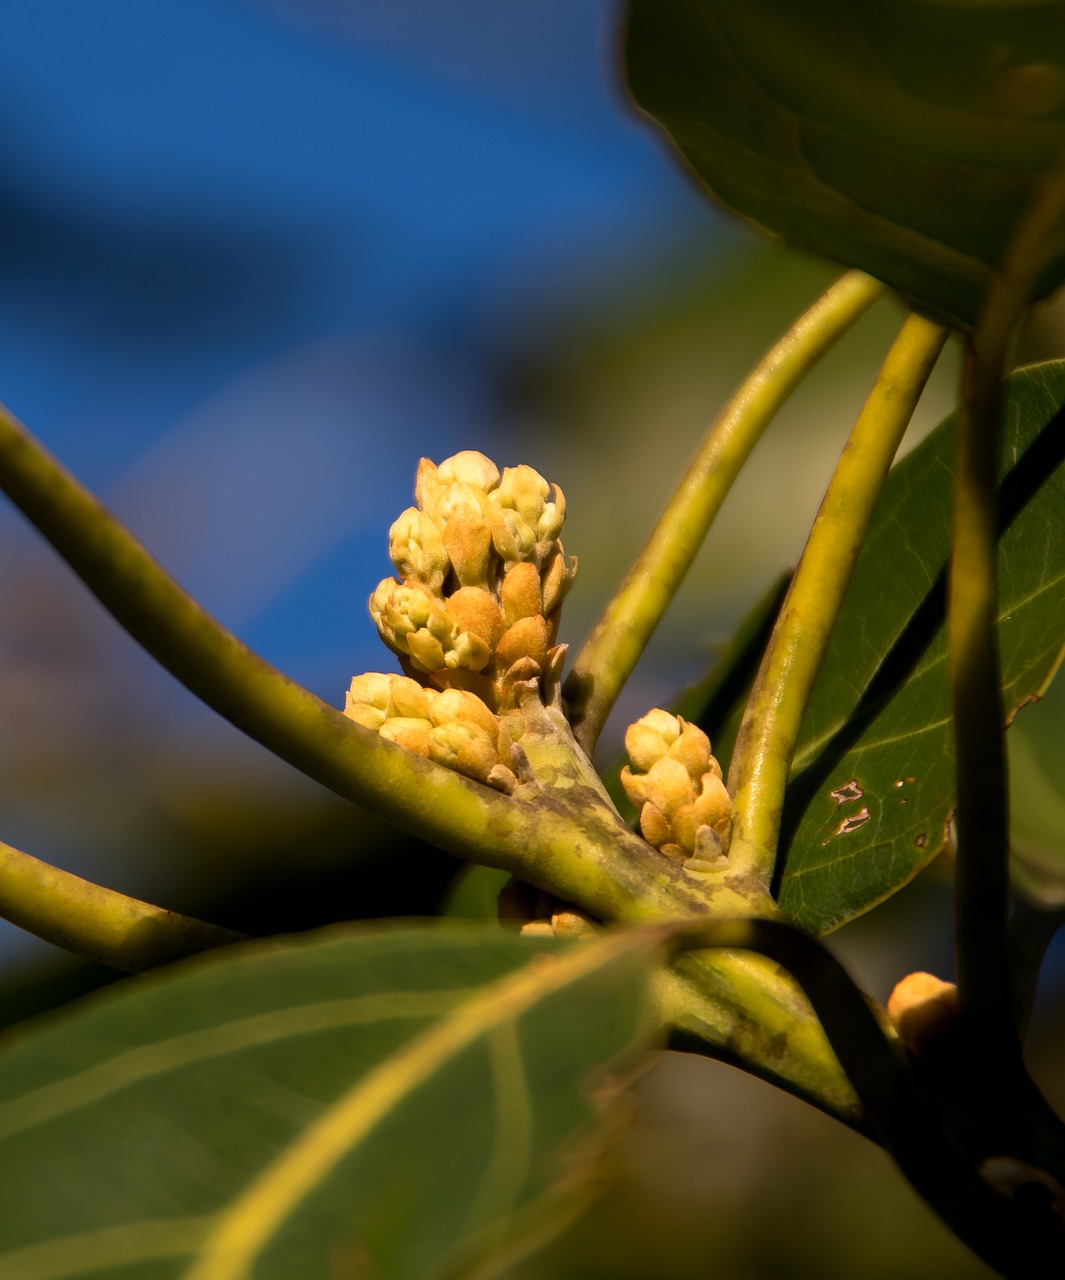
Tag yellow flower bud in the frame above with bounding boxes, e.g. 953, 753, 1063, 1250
440, 512, 491, 588
428, 721, 499, 785
496, 614, 550, 671
669, 720, 714, 781
490, 506, 538, 565
344, 672, 433, 725
442, 630, 491, 672
644, 757, 696, 818
388, 507, 449, 592
437, 450, 500, 493
540, 547, 576, 616
620, 765, 650, 810
496, 463, 550, 527
428, 686, 499, 738
444, 586, 504, 652
887, 972, 959, 1053
343, 700, 387, 731
692, 771, 732, 836
625, 709, 682, 772
639, 802, 672, 849
380, 717, 433, 756
499, 561, 542, 627
387, 676, 435, 721
406, 630, 448, 672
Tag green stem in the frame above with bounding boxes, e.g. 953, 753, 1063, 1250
952, 154, 1065, 1043
726, 314, 949, 884
564, 271, 885, 756
952, 341, 1013, 1039
0, 839, 245, 972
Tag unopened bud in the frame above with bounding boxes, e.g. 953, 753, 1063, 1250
499, 561, 542, 627
887, 972, 959, 1053
444, 587, 504, 652
428, 721, 500, 786
491, 506, 538, 565
345, 672, 433, 727
437, 450, 500, 493
623, 708, 731, 861
625, 709, 683, 772
388, 507, 449, 592
540, 547, 576, 616
380, 717, 433, 756
429, 686, 500, 740
496, 614, 550, 671
644, 757, 695, 818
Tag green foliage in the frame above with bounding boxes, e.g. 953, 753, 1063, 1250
3, 7, 1065, 1278
625, 0, 1065, 328
0, 924, 659, 1279
778, 360, 1065, 931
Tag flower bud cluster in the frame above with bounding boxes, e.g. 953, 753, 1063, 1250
620, 709, 732, 863
344, 673, 518, 793
369, 450, 576, 708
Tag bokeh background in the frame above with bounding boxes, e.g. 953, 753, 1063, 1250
0, 3, 1063, 1276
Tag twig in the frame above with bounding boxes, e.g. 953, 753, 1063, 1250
565, 271, 885, 755
726, 315, 949, 883
0, 839, 245, 972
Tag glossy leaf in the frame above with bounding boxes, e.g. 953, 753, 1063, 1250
625, 0, 1065, 329
775, 360, 1065, 932
0, 923, 660, 1280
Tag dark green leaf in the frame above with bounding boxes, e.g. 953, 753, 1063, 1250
625, 0, 1065, 328
0, 923, 659, 1279
778, 360, 1065, 932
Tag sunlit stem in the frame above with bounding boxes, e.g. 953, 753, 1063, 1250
565, 271, 886, 756
727, 315, 949, 884
0, 838, 245, 971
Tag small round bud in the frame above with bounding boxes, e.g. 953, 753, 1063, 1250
887, 972, 959, 1053
380, 717, 433, 756
625, 709, 682, 772
496, 615, 550, 671
644, 757, 696, 819
620, 765, 649, 809
491, 506, 538, 565
428, 721, 499, 785
388, 507, 449, 591
444, 587, 505, 651
639, 802, 672, 849
437, 450, 501, 493
429, 687, 500, 739
670, 720, 714, 781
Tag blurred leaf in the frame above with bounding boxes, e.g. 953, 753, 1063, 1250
778, 360, 1065, 932
0, 924, 660, 1279
625, 0, 1065, 328
1009, 729, 1065, 909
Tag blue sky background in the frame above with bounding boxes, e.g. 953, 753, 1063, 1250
0, 0, 723, 691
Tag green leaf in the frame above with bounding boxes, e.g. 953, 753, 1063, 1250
776, 360, 1065, 933
624, 0, 1065, 329
0, 923, 661, 1280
